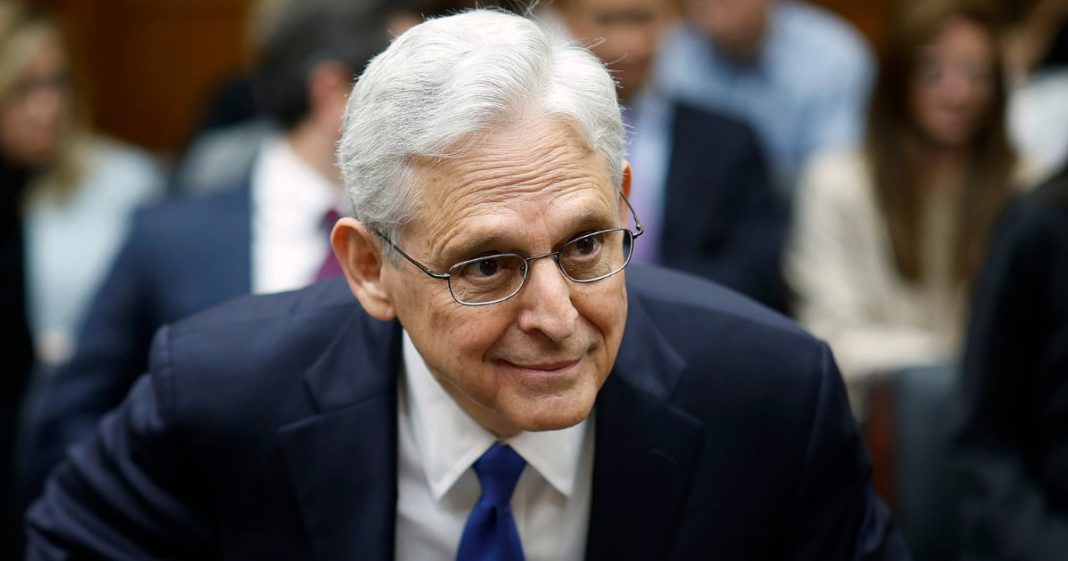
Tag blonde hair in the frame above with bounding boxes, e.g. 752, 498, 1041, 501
0, 1, 85, 202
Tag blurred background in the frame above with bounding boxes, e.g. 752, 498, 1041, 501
4, 0, 1068, 559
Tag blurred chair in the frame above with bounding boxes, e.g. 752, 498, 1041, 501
866, 363, 962, 561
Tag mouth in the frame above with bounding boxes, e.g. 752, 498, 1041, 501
496, 358, 583, 390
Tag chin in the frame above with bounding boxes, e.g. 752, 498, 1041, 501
510, 394, 597, 433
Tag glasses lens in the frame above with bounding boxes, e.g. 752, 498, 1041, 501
559, 229, 632, 282
449, 254, 528, 304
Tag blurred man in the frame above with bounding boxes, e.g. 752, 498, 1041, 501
955, 164, 1068, 559
28, 10, 907, 560
20, 0, 388, 509
656, 0, 874, 194
556, 0, 787, 310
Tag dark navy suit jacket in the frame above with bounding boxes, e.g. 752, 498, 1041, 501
658, 102, 786, 312
22, 183, 253, 499
26, 268, 909, 560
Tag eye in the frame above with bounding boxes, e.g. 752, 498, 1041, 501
571, 233, 603, 257
477, 257, 499, 277
457, 255, 522, 280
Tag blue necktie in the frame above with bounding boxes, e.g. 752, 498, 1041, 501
456, 444, 527, 561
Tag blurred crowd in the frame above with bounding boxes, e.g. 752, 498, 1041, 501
1, 0, 1066, 558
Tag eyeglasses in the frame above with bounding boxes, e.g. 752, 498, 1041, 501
376, 196, 643, 306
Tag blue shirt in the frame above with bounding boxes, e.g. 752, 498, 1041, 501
623, 87, 672, 265
655, 1, 873, 196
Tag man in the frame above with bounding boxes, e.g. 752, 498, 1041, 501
954, 165, 1068, 559
27, 10, 908, 560
555, 0, 786, 309
18, 0, 388, 509
656, 0, 873, 194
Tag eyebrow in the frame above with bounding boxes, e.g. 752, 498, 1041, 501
439, 206, 620, 264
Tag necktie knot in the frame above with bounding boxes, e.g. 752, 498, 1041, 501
456, 444, 527, 561
315, 209, 343, 281
472, 444, 526, 506
322, 209, 341, 231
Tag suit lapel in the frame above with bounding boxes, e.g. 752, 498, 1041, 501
279, 311, 403, 561
585, 290, 706, 561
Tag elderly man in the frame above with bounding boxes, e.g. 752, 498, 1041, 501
26, 10, 908, 560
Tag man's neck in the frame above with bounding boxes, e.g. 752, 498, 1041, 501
285, 121, 342, 189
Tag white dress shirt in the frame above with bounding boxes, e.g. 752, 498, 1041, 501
251, 138, 346, 294
395, 332, 594, 561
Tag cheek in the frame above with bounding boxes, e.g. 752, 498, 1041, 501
578, 279, 628, 351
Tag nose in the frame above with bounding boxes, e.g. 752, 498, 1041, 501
514, 257, 579, 343
940, 69, 978, 107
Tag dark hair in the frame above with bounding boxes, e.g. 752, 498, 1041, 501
865, 0, 1016, 285
252, 0, 390, 130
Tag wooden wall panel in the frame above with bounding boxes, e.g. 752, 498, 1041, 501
31, 0, 251, 154
812, 0, 896, 50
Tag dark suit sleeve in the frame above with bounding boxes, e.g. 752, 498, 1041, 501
665, 113, 788, 311
785, 343, 911, 560
21, 215, 159, 505
954, 196, 1068, 559
25, 326, 214, 559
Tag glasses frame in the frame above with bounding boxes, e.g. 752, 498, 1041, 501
375, 194, 643, 306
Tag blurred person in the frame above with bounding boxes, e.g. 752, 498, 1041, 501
2, 2, 164, 372
0, 0, 163, 553
954, 164, 1068, 560
655, 0, 874, 195
553, 0, 788, 310
785, 0, 1020, 416
171, 0, 292, 194
1001, 0, 1068, 183
26, 10, 909, 559
19, 0, 389, 520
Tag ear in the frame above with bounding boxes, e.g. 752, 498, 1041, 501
331, 217, 397, 321
621, 159, 632, 199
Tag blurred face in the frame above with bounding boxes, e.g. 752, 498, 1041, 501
685, 0, 772, 60
380, 118, 629, 436
909, 17, 996, 149
0, 34, 69, 167
563, 0, 677, 100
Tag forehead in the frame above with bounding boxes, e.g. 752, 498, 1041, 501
407, 118, 620, 255
926, 18, 991, 54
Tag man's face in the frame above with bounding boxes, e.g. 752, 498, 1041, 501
380, 118, 629, 437
563, 0, 676, 100
685, 0, 772, 60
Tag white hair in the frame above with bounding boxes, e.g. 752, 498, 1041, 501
337, 9, 625, 248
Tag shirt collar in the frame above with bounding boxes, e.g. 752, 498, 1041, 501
401, 330, 589, 501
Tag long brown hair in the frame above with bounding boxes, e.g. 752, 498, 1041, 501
865, 0, 1016, 285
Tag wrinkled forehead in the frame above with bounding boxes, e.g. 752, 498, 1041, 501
405, 116, 622, 241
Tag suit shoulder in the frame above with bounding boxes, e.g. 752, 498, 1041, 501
628, 265, 811, 345
131, 184, 249, 235
672, 101, 760, 144
165, 278, 354, 343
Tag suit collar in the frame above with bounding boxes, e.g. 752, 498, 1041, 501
280, 305, 402, 561
279, 275, 705, 560
585, 286, 706, 560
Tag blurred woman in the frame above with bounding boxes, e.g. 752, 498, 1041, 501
0, 2, 163, 371
785, 0, 1023, 415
